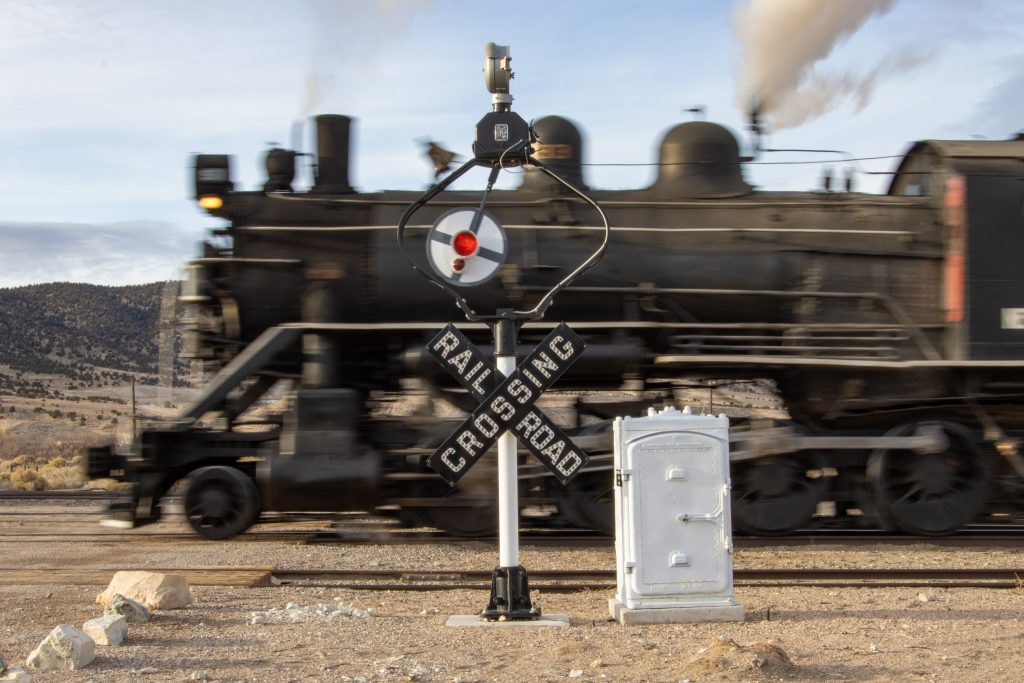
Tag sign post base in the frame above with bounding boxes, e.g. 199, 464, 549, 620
480, 565, 540, 621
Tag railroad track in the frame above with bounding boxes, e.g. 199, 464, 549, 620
1, 566, 1021, 590
5, 526, 1024, 549
5, 491, 1024, 547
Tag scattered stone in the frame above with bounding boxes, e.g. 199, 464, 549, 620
589, 659, 604, 668
133, 667, 158, 674
25, 625, 95, 670
0, 653, 6, 673
869, 643, 879, 653
104, 594, 152, 624
0, 666, 32, 682
687, 637, 796, 677
83, 615, 127, 646
917, 592, 937, 603
191, 671, 209, 681
97, 571, 192, 610
250, 601, 377, 624
569, 669, 584, 678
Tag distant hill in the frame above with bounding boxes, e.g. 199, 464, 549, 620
0, 282, 177, 395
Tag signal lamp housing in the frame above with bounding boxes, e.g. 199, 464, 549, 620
452, 230, 479, 257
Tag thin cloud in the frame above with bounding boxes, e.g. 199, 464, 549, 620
0, 221, 196, 287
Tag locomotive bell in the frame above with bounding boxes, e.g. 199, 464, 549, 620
651, 121, 752, 199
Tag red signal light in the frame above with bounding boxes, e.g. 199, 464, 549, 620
451, 258, 466, 272
452, 230, 479, 257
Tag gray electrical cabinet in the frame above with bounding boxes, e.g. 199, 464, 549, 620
609, 406, 744, 625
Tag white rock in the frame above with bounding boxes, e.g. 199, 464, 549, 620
569, 670, 584, 678
104, 594, 152, 624
97, 571, 192, 610
0, 666, 32, 682
25, 625, 95, 670
83, 615, 127, 646
133, 667, 158, 674
191, 671, 209, 681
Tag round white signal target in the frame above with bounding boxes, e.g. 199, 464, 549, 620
426, 207, 508, 287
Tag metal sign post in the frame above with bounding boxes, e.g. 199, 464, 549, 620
397, 43, 609, 621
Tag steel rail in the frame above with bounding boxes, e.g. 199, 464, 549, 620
3, 566, 1020, 590
271, 567, 1024, 591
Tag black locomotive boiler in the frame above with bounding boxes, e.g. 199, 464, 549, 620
88, 112, 1024, 539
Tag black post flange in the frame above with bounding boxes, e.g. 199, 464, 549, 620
480, 565, 540, 620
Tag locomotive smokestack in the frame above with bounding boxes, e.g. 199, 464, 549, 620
313, 114, 354, 194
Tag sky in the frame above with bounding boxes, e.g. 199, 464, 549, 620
1, 0, 1022, 287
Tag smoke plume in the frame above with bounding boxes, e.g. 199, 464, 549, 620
732, 0, 925, 130
301, 0, 431, 117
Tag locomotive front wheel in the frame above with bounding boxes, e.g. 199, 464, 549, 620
730, 455, 827, 536
183, 466, 261, 540
867, 423, 989, 536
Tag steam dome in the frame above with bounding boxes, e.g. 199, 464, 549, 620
651, 121, 752, 199
519, 115, 587, 193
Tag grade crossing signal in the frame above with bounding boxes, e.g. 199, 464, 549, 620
425, 207, 508, 287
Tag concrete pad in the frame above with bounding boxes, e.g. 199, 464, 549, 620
446, 614, 570, 627
609, 598, 745, 625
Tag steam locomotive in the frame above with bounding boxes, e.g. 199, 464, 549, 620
88, 108, 1024, 539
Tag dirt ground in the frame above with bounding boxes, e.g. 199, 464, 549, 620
1, 502, 1023, 682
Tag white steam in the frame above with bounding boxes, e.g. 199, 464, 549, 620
732, 0, 927, 130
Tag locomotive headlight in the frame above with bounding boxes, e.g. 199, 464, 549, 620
198, 195, 224, 210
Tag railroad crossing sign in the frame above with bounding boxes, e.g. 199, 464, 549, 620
426, 323, 590, 486
426, 207, 508, 287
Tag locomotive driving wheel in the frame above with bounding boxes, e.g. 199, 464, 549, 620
419, 497, 498, 538
563, 468, 615, 535
730, 454, 827, 536
416, 457, 498, 538
184, 466, 261, 540
562, 421, 615, 534
867, 422, 989, 536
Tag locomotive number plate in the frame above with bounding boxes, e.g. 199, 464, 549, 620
1002, 308, 1024, 329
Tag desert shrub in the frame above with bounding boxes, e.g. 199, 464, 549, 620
88, 477, 133, 492
9, 468, 43, 490
40, 463, 86, 489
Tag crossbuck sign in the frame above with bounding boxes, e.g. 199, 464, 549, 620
426, 323, 590, 486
